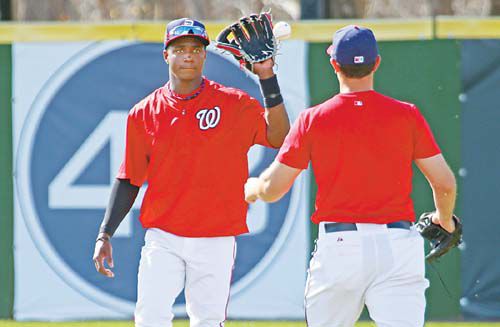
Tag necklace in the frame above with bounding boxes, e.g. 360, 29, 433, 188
167, 78, 205, 101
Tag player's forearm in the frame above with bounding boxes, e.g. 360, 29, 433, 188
431, 178, 457, 223
415, 154, 457, 224
256, 165, 284, 202
258, 162, 296, 202
258, 74, 290, 147
99, 178, 140, 237
265, 102, 290, 147
262, 182, 289, 202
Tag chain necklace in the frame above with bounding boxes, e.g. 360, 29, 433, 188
167, 78, 205, 101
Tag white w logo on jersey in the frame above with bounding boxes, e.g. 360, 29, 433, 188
196, 107, 221, 130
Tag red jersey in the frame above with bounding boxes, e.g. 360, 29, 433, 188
117, 78, 272, 237
277, 90, 441, 224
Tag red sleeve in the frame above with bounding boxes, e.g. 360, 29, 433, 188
243, 96, 274, 148
276, 111, 311, 169
412, 106, 441, 159
116, 109, 150, 187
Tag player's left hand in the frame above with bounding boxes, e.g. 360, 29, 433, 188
215, 12, 277, 74
416, 211, 463, 262
252, 58, 275, 79
431, 212, 456, 233
244, 177, 262, 203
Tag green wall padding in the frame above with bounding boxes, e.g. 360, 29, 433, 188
0, 44, 13, 319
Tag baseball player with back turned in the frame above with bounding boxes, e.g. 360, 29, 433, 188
92, 18, 290, 327
245, 25, 457, 327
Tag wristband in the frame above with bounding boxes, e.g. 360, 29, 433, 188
96, 235, 110, 243
259, 75, 283, 108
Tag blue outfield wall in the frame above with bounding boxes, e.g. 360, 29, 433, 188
460, 39, 500, 320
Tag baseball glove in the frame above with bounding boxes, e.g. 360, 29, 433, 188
215, 12, 277, 71
415, 212, 463, 262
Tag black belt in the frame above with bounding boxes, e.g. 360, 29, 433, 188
324, 220, 412, 233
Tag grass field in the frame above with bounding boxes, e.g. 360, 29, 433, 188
1, 321, 500, 327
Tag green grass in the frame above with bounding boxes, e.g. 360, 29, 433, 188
1, 321, 500, 327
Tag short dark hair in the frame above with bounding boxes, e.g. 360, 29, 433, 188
338, 62, 376, 78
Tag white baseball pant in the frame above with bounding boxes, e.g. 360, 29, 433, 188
305, 222, 429, 327
135, 228, 236, 327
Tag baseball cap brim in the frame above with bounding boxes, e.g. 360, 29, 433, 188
165, 34, 210, 48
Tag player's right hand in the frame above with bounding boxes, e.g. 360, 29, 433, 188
93, 234, 115, 278
244, 177, 261, 203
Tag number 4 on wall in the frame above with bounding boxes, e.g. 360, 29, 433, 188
48, 111, 145, 237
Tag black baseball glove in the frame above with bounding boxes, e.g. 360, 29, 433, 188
415, 212, 463, 262
215, 12, 277, 71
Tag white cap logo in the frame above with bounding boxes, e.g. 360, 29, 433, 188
354, 56, 365, 64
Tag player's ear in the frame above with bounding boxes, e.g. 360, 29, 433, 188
372, 55, 381, 73
163, 49, 169, 65
330, 58, 340, 74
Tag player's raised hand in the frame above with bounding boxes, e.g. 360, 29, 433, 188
93, 233, 115, 278
252, 58, 275, 79
215, 12, 277, 75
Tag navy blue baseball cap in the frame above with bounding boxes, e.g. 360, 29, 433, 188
326, 25, 379, 65
164, 18, 210, 49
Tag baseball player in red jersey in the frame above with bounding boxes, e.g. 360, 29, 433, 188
245, 25, 457, 327
92, 18, 290, 327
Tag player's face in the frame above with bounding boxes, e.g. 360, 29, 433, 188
164, 37, 206, 81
